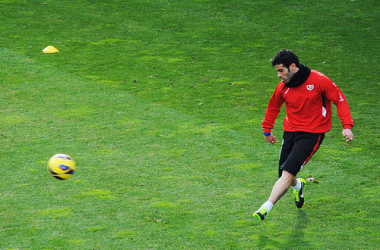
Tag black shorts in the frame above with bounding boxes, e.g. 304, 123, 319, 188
279, 131, 325, 177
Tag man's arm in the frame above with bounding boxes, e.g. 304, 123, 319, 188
262, 83, 285, 143
323, 81, 354, 131
322, 79, 354, 142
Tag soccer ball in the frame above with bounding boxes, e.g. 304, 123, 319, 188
47, 154, 76, 180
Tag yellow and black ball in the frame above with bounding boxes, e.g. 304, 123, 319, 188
47, 154, 76, 180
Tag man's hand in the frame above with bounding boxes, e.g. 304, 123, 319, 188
264, 134, 277, 144
342, 129, 354, 142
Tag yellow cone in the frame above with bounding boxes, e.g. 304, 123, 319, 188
43, 46, 59, 53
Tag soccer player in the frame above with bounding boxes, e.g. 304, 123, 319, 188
253, 49, 354, 221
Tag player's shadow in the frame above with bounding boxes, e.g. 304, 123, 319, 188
256, 210, 311, 249
286, 210, 311, 248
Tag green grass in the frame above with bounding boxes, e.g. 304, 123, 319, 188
1, 0, 379, 249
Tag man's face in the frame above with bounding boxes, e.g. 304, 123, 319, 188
275, 64, 296, 84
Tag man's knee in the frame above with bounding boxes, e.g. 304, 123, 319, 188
281, 170, 297, 185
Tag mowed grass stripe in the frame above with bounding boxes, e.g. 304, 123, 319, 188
1, 48, 273, 249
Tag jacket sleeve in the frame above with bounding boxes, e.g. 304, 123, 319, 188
262, 83, 285, 133
323, 81, 354, 130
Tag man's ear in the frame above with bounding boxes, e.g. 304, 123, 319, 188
290, 63, 297, 72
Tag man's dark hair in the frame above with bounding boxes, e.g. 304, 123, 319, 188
271, 49, 300, 68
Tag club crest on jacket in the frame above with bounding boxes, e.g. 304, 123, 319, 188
306, 85, 314, 91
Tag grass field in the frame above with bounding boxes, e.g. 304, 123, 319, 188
0, 0, 379, 249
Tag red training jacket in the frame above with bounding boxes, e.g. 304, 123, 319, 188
262, 70, 354, 134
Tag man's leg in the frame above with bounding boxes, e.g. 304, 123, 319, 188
269, 171, 307, 209
253, 171, 296, 221
268, 170, 297, 205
